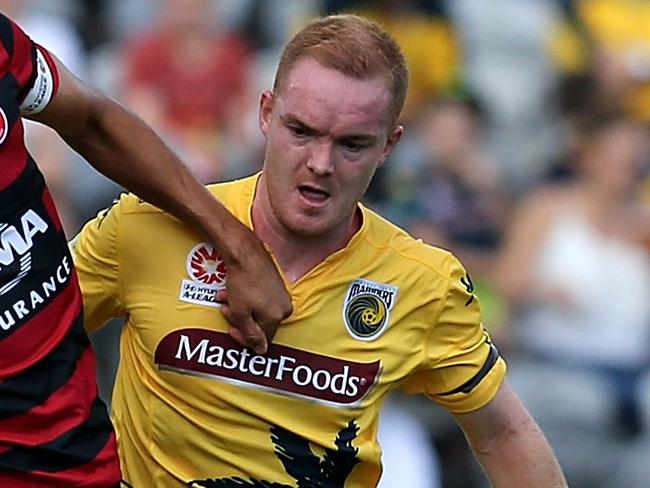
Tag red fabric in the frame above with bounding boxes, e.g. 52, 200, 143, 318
0, 272, 81, 378
10, 20, 36, 91
0, 121, 27, 190
0, 346, 98, 446
42, 187, 63, 232
0, 15, 121, 484
0, 433, 121, 488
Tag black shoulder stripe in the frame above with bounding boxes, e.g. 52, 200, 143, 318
0, 314, 87, 421
439, 343, 500, 397
0, 14, 14, 58
0, 397, 113, 473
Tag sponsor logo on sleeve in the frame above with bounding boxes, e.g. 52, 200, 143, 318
342, 279, 398, 341
155, 329, 381, 407
178, 243, 227, 308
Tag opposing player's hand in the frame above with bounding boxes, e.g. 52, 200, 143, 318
216, 232, 292, 354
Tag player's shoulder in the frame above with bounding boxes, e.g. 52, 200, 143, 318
205, 173, 258, 209
112, 192, 160, 216
206, 173, 259, 200
362, 206, 458, 279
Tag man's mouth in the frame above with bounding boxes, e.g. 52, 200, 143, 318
298, 185, 330, 203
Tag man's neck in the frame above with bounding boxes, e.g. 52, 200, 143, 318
251, 198, 361, 284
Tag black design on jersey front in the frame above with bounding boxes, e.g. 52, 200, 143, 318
188, 421, 360, 487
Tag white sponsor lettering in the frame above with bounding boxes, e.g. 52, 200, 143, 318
0, 255, 71, 331
175, 335, 209, 363
0, 210, 48, 271
178, 280, 221, 308
173, 334, 365, 399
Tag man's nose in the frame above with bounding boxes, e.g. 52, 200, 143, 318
305, 140, 334, 176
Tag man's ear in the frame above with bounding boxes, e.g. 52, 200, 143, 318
259, 90, 274, 136
379, 124, 404, 166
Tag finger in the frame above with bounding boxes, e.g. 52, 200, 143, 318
252, 316, 281, 344
215, 288, 227, 304
230, 324, 268, 355
221, 305, 268, 354
251, 294, 293, 341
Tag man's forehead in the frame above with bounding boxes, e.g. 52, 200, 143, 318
275, 58, 393, 131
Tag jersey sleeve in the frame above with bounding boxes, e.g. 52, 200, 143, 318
0, 14, 59, 114
402, 254, 506, 413
70, 195, 128, 333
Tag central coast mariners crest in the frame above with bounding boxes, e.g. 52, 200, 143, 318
178, 243, 227, 307
343, 278, 398, 340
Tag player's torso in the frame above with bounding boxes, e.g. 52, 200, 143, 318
114, 208, 440, 487
0, 61, 76, 376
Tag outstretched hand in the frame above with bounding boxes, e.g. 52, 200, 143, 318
216, 230, 292, 354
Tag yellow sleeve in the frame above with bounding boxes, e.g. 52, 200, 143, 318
402, 254, 506, 413
70, 194, 129, 333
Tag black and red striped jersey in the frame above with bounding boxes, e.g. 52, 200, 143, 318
0, 14, 121, 487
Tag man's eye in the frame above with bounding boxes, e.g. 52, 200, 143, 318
289, 125, 309, 137
341, 141, 366, 152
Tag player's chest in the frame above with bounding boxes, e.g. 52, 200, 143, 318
124, 239, 430, 404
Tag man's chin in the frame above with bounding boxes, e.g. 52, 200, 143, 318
283, 216, 333, 238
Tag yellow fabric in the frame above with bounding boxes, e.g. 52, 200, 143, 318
72, 174, 505, 487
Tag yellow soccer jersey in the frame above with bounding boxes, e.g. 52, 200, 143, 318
71, 174, 506, 488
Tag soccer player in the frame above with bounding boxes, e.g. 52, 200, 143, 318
0, 12, 290, 487
72, 14, 567, 487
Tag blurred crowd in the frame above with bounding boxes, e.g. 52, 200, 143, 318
9, 1, 650, 487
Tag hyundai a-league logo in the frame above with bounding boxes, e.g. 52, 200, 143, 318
187, 243, 227, 286
343, 279, 398, 340
179, 243, 227, 308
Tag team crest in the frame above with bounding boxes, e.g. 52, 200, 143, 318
0, 107, 8, 146
178, 243, 227, 307
343, 279, 398, 341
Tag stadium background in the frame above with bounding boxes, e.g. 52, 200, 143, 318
8, 1, 650, 487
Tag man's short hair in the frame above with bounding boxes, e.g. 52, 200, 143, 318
273, 14, 409, 125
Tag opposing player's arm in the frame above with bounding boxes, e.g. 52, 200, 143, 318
24, 48, 291, 352
454, 381, 567, 487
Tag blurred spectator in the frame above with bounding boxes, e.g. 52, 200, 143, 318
385, 96, 507, 281
553, 0, 650, 123
121, 0, 254, 182
323, 0, 460, 120
495, 113, 650, 487
449, 0, 567, 195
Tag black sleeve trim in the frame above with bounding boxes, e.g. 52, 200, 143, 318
439, 342, 500, 396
